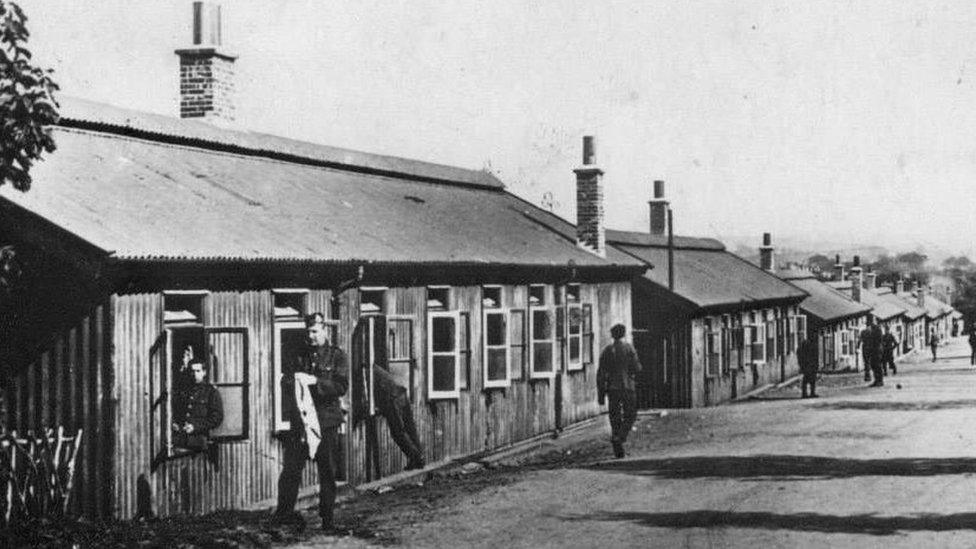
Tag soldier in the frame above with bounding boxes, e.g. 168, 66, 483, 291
968, 330, 976, 366
371, 365, 425, 470
172, 360, 223, 452
859, 318, 884, 386
272, 312, 349, 532
798, 335, 819, 398
881, 326, 899, 376
597, 324, 642, 459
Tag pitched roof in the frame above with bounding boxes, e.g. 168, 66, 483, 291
0, 100, 643, 270
605, 230, 724, 251
608, 230, 806, 310
890, 292, 927, 320
832, 286, 905, 321
776, 272, 870, 323
916, 294, 953, 319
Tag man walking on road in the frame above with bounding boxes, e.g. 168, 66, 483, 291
930, 330, 940, 362
859, 317, 884, 386
597, 324, 642, 459
881, 326, 899, 376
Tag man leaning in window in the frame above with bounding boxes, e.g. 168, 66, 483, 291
173, 359, 224, 453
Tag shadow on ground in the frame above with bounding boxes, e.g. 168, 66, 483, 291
812, 399, 976, 411
584, 455, 976, 480
560, 510, 976, 535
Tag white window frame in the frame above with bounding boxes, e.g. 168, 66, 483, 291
749, 321, 766, 365
529, 302, 556, 379
427, 310, 462, 399
483, 308, 511, 388
566, 302, 584, 371
273, 318, 305, 432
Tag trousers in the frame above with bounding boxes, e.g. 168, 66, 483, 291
607, 389, 637, 444
381, 392, 424, 463
276, 427, 339, 522
801, 372, 817, 397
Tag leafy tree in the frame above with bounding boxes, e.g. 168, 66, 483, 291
807, 254, 835, 276
0, 0, 59, 192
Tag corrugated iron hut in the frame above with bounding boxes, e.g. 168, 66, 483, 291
0, 15, 643, 517
607, 189, 808, 408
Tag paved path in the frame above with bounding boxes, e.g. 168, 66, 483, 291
326, 336, 976, 548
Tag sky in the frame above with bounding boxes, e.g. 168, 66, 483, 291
17, 1, 976, 257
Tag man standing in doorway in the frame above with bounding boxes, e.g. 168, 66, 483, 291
272, 312, 349, 532
597, 324, 642, 459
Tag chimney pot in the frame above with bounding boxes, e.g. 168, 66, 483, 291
763, 232, 771, 246
582, 136, 596, 166
653, 180, 665, 199
759, 232, 775, 271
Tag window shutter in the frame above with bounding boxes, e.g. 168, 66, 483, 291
149, 331, 170, 472
206, 327, 249, 441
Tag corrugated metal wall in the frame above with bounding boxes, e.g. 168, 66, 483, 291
2, 299, 114, 518
109, 281, 627, 517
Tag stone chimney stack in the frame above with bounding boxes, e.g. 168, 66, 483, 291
917, 283, 926, 308
175, 2, 237, 123
648, 180, 669, 236
759, 233, 775, 272
850, 255, 863, 303
864, 269, 877, 290
895, 277, 904, 294
833, 254, 845, 281
574, 136, 605, 257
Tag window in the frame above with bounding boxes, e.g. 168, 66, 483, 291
459, 311, 472, 390
765, 315, 777, 363
720, 316, 731, 374
795, 315, 808, 346
750, 321, 766, 364
482, 286, 502, 309
509, 309, 527, 380
484, 307, 510, 388
566, 285, 583, 371
427, 310, 461, 399
582, 304, 594, 366
427, 287, 450, 311
529, 286, 555, 378
386, 315, 416, 399
360, 288, 387, 315
207, 327, 249, 441
704, 319, 720, 377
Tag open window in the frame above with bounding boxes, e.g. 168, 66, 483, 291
360, 288, 387, 316
529, 285, 555, 379
509, 309, 526, 380
704, 319, 720, 378
427, 310, 461, 399
206, 327, 249, 441
483, 287, 509, 388
750, 321, 766, 364
427, 287, 450, 311
566, 285, 584, 371
387, 315, 415, 398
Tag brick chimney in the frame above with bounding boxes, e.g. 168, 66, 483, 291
574, 136, 605, 257
864, 269, 877, 290
833, 255, 845, 281
175, 2, 237, 123
850, 255, 863, 303
648, 180, 669, 236
759, 233, 775, 272
895, 277, 904, 294
917, 283, 926, 308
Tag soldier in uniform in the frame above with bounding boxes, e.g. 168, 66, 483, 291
929, 330, 940, 362
859, 318, 884, 386
173, 360, 223, 452
881, 326, 899, 376
371, 366, 425, 470
272, 312, 349, 532
798, 335, 819, 398
597, 324, 642, 459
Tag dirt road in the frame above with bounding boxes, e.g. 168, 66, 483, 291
292, 337, 976, 548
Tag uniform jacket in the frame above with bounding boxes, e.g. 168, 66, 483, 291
881, 333, 899, 358
290, 344, 349, 430
179, 382, 223, 450
798, 338, 818, 374
597, 339, 642, 399
860, 325, 883, 357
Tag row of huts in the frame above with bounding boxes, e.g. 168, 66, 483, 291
0, 4, 958, 519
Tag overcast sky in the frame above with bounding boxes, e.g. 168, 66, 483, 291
19, 1, 976, 256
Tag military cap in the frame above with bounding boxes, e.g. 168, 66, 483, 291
304, 312, 326, 327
